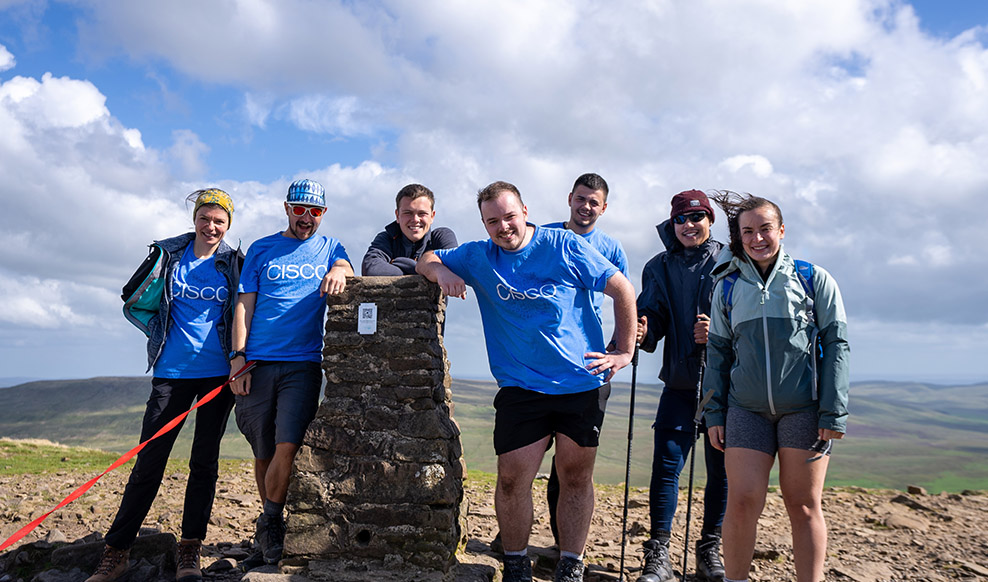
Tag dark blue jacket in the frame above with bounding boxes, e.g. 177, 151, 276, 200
361, 221, 457, 275
636, 220, 723, 392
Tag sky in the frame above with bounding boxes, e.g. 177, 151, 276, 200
0, 0, 986, 386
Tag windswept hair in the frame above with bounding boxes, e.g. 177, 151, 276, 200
477, 181, 523, 209
572, 173, 609, 199
710, 191, 783, 259
395, 183, 435, 209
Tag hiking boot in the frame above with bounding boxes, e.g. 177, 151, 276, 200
85, 545, 129, 582
490, 530, 504, 554
239, 547, 266, 573
695, 531, 725, 582
554, 556, 585, 582
255, 513, 286, 565
176, 538, 203, 582
502, 553, 533, 582
635, 536, 675, 582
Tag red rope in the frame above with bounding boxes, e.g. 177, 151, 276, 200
0, 362, 255, 552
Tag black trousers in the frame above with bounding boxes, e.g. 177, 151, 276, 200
105, 376, 234, 549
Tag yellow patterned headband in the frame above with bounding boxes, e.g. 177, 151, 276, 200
192, 188, 235, 224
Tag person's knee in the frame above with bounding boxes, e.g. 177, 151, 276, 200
781, 491, 822, 518
273, 442, 300, 461
496, 468, 533, 497
554, 460, 594, 491
187, 457, 220, 478
728, 487, 767, 515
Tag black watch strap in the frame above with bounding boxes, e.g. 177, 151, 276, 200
228, 350, 247, 361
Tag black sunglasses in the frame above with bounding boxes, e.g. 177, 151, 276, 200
672, 211, 708, 225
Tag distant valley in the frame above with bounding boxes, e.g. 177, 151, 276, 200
0, 376, 985, 492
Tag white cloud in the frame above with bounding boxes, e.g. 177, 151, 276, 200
0, 271, 116, 329
0, 43, 13, 72
720, 155, 775, 179
1, 0, 988, 381
0, 73, 108, 128
244, 92, 272, 128
282, 95, 373, 136
167, 129, 210, 179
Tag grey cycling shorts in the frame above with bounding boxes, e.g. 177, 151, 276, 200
725, 406, 821, 456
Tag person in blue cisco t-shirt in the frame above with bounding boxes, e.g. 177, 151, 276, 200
417, 181, 637, 582
89, 189, 240, 582
527, 172, 630, 550
228, 179, 353, 566
543, 172, 629, 322
361, 183, 458, 275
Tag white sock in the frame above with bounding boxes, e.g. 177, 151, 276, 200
559, 550, 583, 561
504, 548, 528, 557
725, 578, 748, 582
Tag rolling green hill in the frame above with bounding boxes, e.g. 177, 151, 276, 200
0, 377, 254, 459
0, 377, 985, 492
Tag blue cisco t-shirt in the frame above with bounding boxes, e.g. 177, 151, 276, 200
542, 222, 629, 319
239, 232, 351, 362
154, 243, 230, 379
434, 225, 618, 395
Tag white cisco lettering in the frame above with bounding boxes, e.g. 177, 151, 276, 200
172, 281, 227, 302
266, 263, 328, 280
496, 283, 558, 301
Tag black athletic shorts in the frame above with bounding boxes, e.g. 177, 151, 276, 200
492, 384, 611, 455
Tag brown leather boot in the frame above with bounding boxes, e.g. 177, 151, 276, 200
176, 538, 203, 582
85, 545, 129, 582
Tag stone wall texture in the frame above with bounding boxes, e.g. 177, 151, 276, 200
282, 276, 466, 579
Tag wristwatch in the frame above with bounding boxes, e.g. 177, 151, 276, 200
228, 350, 247, 361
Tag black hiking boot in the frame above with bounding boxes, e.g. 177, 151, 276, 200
239, 547, 266, 572
695, 530, 725, 582
635, 533, 675, 582
255, 512, 286, 564
490, 530, 504, 555
502, 553, 533, 582
554, 556, 585, 582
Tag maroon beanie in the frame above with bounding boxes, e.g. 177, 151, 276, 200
670, 190, 715, 223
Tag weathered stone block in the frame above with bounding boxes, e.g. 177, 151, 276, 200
286, 277, 463, 576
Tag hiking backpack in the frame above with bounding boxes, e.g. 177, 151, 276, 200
121, 243, 166, 337
721, 260, 824, 398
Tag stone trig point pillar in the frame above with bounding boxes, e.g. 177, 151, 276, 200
282, 276, 466, 580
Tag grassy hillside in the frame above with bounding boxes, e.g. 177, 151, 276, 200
451, 379, 988, 492
0, 377, 985, 492
0, 377, 253, 459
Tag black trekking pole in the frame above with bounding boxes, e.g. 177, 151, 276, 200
680, 353, 707, 582
618, 343, 640, 582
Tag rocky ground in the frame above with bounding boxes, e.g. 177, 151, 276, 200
1, 460, 987, 581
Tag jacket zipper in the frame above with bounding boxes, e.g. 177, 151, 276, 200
760, 286, 776, 415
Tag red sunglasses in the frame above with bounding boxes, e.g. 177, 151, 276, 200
289, 204, 326, 218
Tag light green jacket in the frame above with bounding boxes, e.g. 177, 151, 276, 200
702, 247, 850, 433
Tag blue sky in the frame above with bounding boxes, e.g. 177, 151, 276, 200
0, 0, 986, 385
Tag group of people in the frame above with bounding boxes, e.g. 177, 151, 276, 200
87, 174, 849, 582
